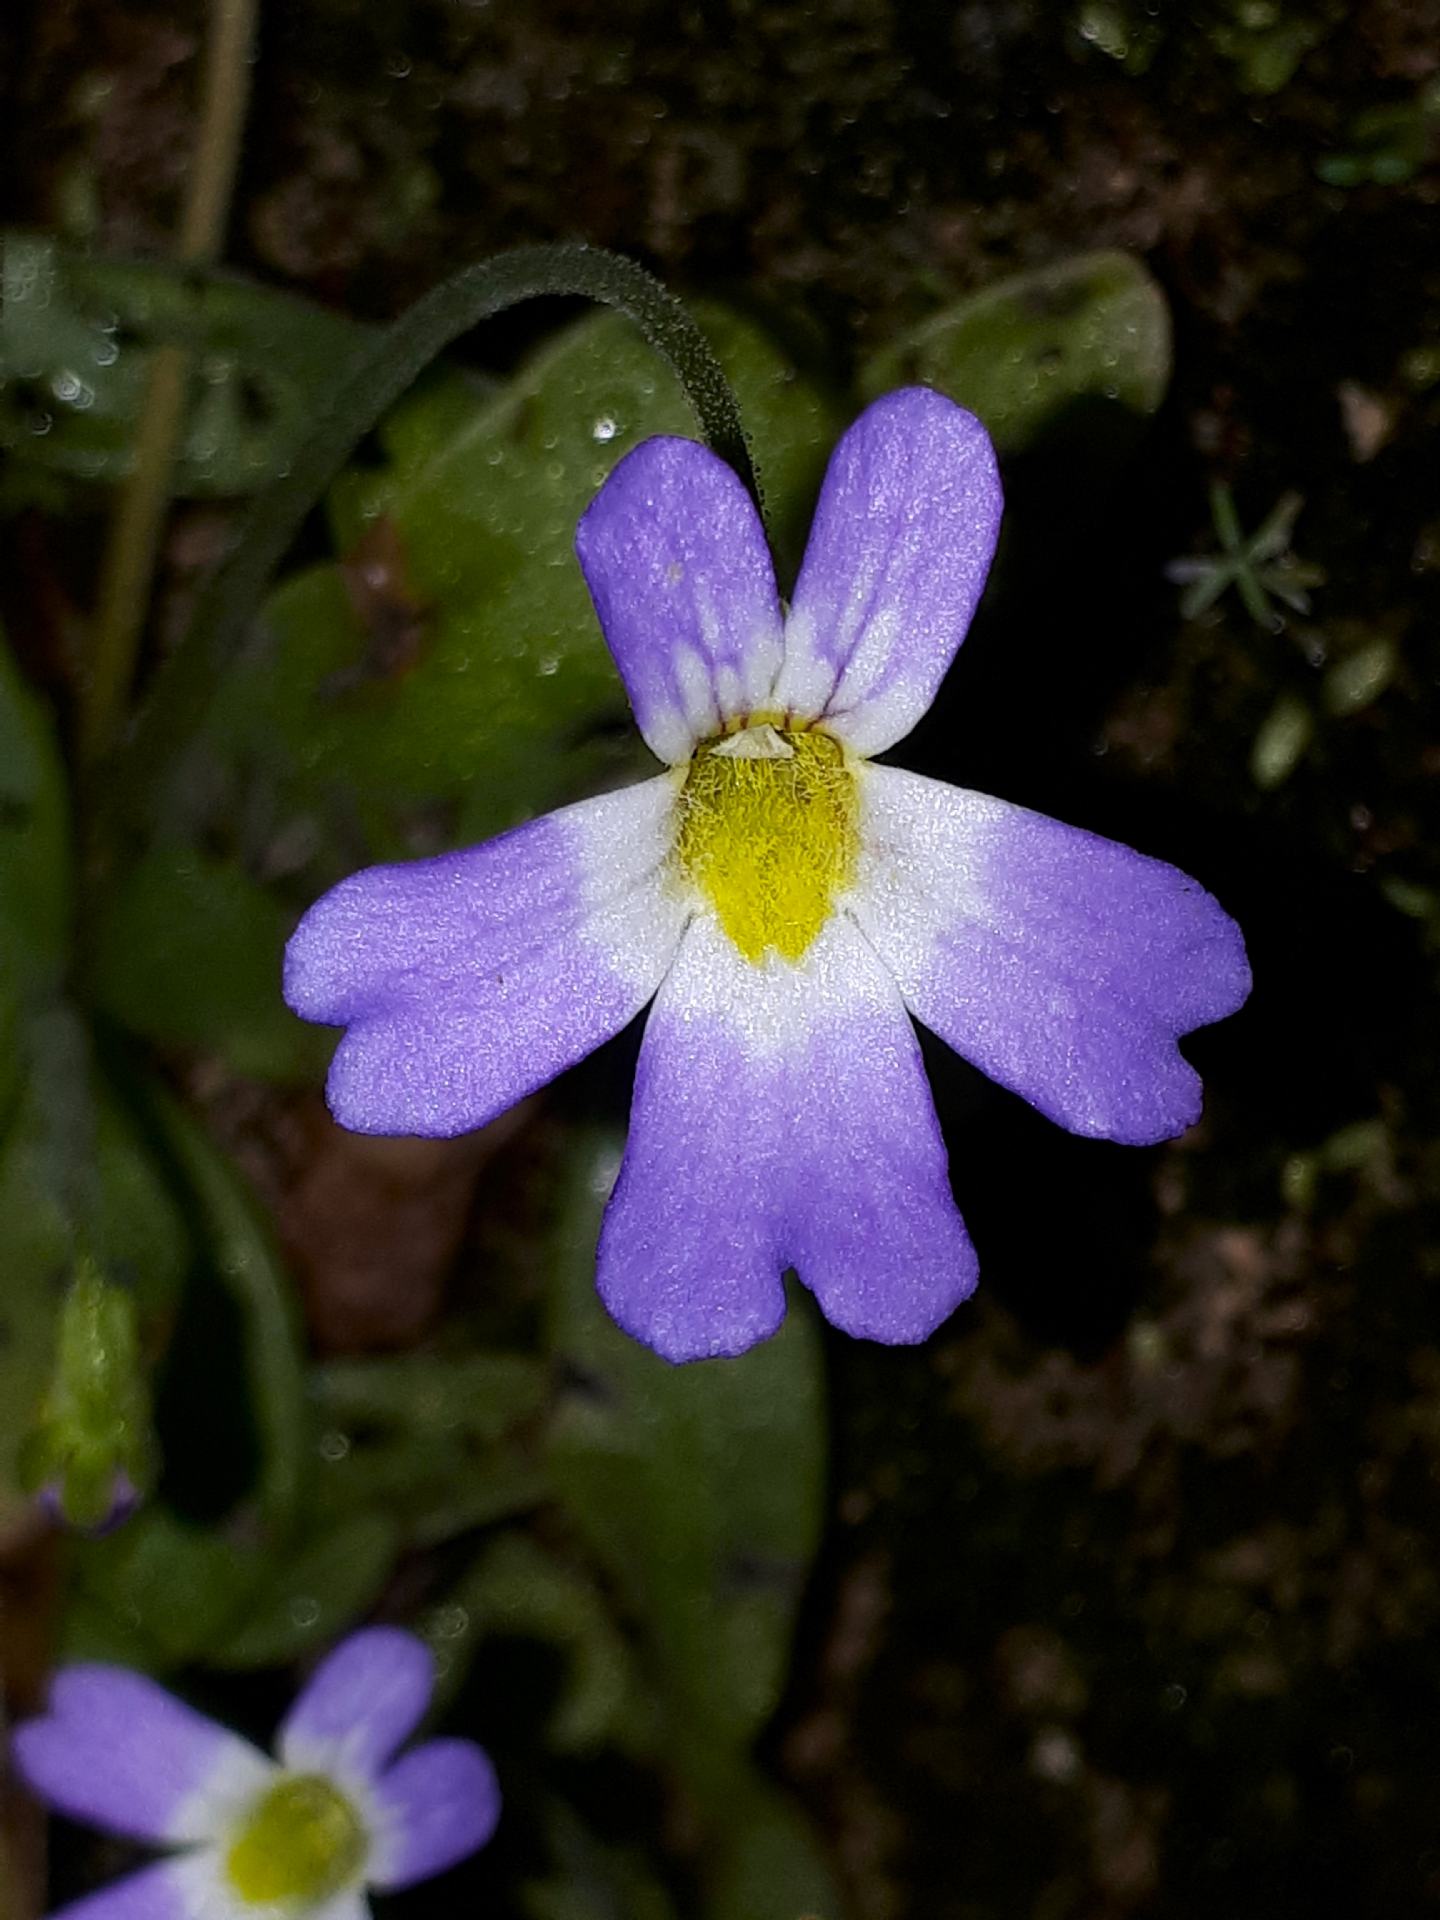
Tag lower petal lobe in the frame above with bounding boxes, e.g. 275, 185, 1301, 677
854, 765, 1252, 1144
285, 779, 687, 1138
598, 914, 977, 1361
13, 1667, 272, 1846
47, 1860, 196, 1920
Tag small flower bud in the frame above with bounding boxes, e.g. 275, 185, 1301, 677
19, 1257, 154, 1536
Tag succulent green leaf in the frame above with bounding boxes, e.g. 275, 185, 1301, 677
861, 250, 1171, 458
69, 1506, 260, 1665
88, 845, 331, 1083
209, 1511, 401, 1668
199, 304, 840, 866
427, 1533, 644, 1751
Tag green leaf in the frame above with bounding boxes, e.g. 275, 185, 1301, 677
308, 1352, 549, 1549
544, 1129, 826, 1789
861, 250, 1171, 458
140, 1086, 307, 1537
209, 1511, 401, 1668
426, 1532, 644, 1751
69, 1506, 259, 1665
525, 1799, 679, 1920
200, 303, 841, 864
88, 845, 331, 1082
705, 1773, 840, 1920
0, 234, 374, 497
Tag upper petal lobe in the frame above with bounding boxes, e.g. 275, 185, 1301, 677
598, 913, 977, 1361
285, 778, 689, 1138
279, 1628, 434, 1778
852, 764, 1252, 1144
13, 1667, 272, 1846
576, 436, 785, 764
368, 1738, 501, 1890
771, 388, 1002, 757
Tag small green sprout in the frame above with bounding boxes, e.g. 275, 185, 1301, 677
18, 1255, 154, 1534
1167, 484, 1325, 631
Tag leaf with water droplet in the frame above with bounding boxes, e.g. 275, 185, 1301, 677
209, 1511, 401, 1667
860, 250, 1171, 461
197, 303, 841, 866
0, 233, 374, 496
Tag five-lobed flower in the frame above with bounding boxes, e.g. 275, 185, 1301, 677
285, 386, 1251, 1364
12, 1627, 499, 1920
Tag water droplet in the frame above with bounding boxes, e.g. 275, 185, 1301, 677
27, 410, 54, 436
318, 1430, 351, 1463
288, 1595, 321, 1629
433, 1604, 469, 1639
386, 51, 413, 78
591, 414, 618, 443
53, 370, 94, 409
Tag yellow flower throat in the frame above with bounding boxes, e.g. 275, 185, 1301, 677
676, 723, 859, 964
226, 1775, 366, 1907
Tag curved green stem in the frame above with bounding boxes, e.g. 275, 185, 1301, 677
109, 244, 760, 838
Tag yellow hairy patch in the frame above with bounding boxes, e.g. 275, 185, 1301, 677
676, 723, 858, 964
225, 1775, 366, 1906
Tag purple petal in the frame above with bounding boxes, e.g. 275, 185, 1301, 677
772, 388, 1002, 757
576, 436, 785, 764
279, 1628, 433, 1777
45, 1860, 193, 1920
853, 765, 1252, 1144
368, 1739, 501, 1890
12, 1667, 271, 1845
599, 914, 977, 1361
285, 779, 688, 1138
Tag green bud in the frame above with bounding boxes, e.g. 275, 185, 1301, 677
20, 1255, 154, 1534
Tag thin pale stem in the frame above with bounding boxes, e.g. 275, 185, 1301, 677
78, 0, 258, 771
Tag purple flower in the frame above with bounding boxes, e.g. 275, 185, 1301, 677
12, 1628, 500, 1920
286, 388, 1250, 1364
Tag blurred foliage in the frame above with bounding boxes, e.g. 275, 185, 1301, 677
860, 250, 1170, 462
0, 234, 373, 499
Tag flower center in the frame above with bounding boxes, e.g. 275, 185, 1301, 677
675, 722, 858, 964
225, 1774, 367, 1909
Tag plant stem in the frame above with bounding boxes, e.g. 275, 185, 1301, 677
78, 0, 258, 771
